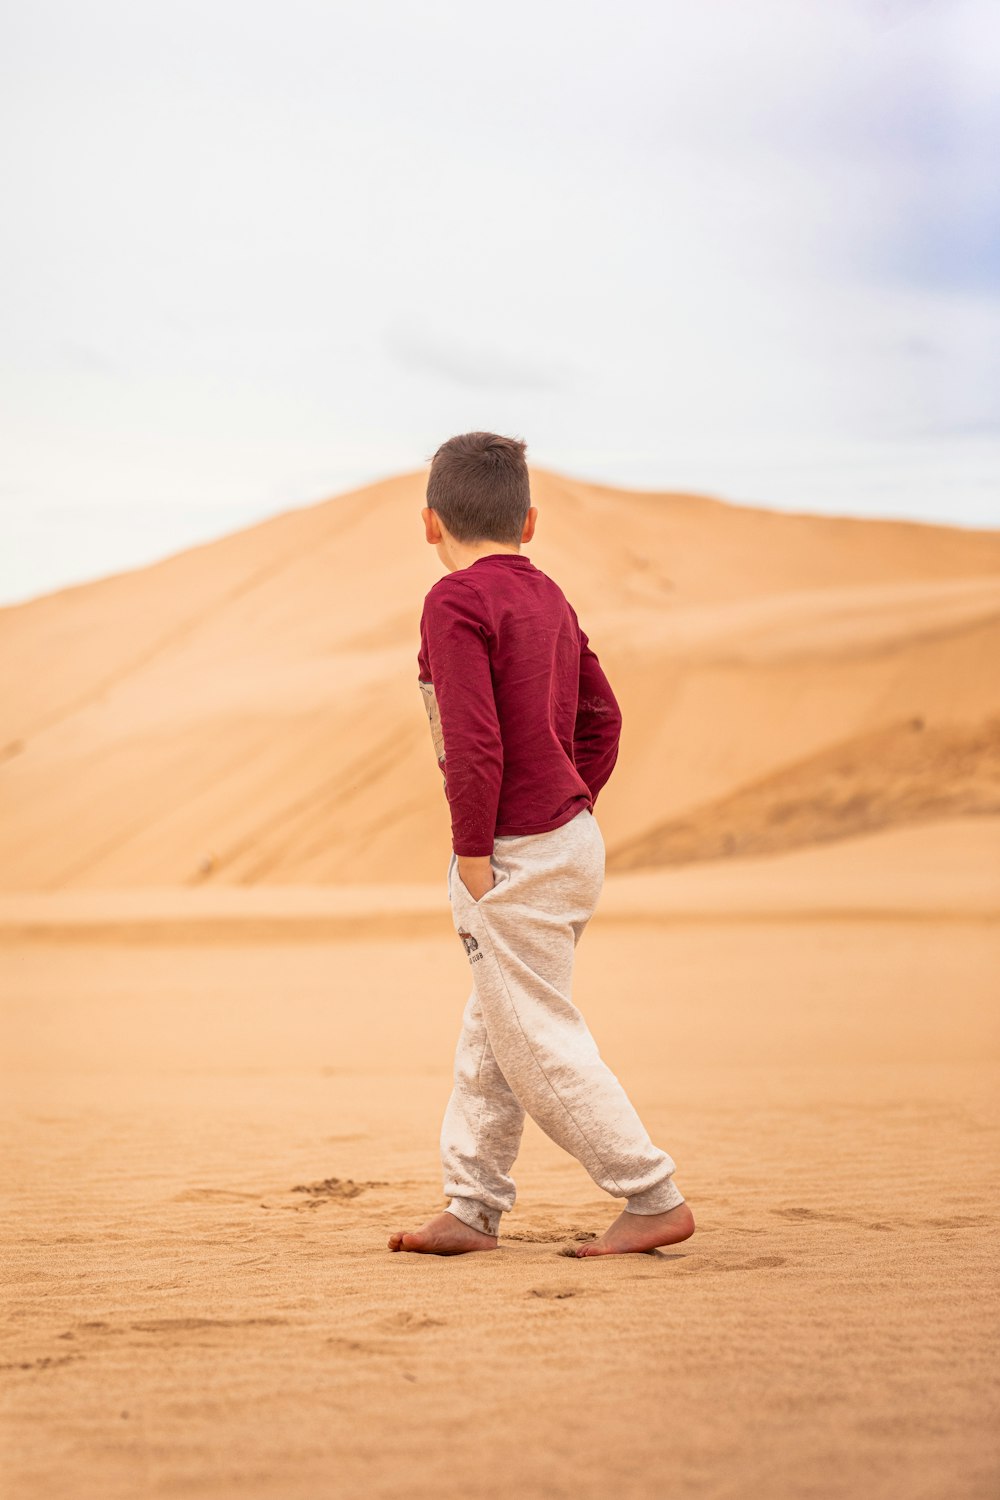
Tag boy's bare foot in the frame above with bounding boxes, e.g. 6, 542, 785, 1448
575, 1201, 695, 1257
388, 1210, 498, 1255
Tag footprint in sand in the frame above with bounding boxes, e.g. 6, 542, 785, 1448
292, 1177, 372, 1199
259, 1176, 389, 1211
0, 1354, 83, 1373
130, 1316, 290, 1333
177, 1177, 392, 1212
378, 1310, 448, 1332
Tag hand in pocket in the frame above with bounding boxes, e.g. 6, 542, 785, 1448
458, 864, 497, 903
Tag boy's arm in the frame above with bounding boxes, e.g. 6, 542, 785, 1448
573, 624, 622, 803
420, 580, 504, 858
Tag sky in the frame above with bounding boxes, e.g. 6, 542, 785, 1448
1, 0, 998, 605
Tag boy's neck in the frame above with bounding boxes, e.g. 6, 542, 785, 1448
442, 539, 522, 574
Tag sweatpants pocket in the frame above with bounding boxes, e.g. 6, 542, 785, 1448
452, 859, 509, 907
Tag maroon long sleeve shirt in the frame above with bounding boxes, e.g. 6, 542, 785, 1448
417, 552, 622, 857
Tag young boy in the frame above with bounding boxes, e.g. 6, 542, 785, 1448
388, 432, 694, 1258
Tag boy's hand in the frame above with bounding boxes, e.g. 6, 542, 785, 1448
457, 854, 496, 903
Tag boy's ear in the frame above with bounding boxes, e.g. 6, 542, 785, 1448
422, 506, 444, 544
521, 507, 538, 543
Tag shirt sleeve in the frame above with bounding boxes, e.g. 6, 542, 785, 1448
574, 623, 622, 804
420, 578, 504, 857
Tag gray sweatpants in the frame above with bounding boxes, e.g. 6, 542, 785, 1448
441, 805, 684, 1237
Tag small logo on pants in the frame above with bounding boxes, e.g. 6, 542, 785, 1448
457, 928, 482, 963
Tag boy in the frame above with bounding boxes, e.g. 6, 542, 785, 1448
388, 432, 694, 1258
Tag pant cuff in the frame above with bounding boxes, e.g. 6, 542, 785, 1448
625, 1178, 686, 1215
445, 1197, 501, 1237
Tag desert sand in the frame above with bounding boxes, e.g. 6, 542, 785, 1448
2, 469, 999, 1499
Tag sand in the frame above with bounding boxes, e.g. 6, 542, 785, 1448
2, 470, 999, 1498
3, 821, 998, 1499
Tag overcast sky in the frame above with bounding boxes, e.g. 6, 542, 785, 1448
1, 0, 997, 604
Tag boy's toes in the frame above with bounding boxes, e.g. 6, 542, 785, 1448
397, 1230, 427, 1251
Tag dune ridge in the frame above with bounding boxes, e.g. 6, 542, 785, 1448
607, 713, 1000, 868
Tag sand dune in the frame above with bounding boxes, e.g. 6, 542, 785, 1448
3, 471, 999, 1499
1, 468, 998, 890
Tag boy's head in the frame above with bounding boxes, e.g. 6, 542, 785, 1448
425, 432, 532, 547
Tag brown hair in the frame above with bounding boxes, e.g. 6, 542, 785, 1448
426, 431, 530, 545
